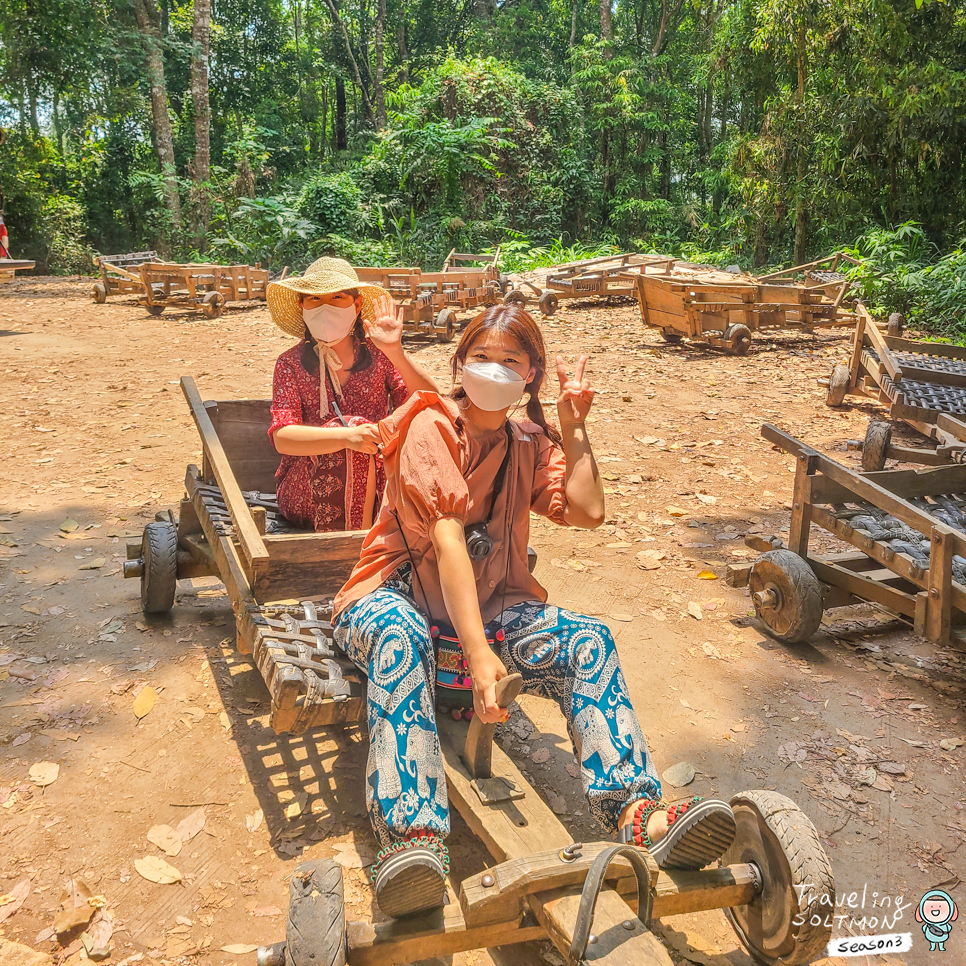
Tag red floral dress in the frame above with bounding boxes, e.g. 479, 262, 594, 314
269, 341, 409, 531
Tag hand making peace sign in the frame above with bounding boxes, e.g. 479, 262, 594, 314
365, 294, 404, 349
555, 354, 595, 429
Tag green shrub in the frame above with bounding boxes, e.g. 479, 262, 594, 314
41, 195, 95, 275
297, 171, 366, 237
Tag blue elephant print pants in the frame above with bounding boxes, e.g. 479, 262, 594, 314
334, 569, 662, 846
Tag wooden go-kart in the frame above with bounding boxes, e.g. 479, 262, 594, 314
124, 379, 836, 966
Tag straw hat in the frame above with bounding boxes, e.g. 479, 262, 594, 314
267, 256, 391, 338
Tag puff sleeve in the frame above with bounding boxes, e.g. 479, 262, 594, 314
529, 434, 569, 526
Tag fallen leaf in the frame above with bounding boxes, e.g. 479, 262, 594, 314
332, 842, 372, 869
662, 761, 695, 787
609, 612, 634, 622
940, 737, 964, 752
566, 762, 580, 779
666, 505, 686, 517
21, 604, 41, 615
246, 809, 264, 833
731, 722, 746, 733
84, 909, 114, 959
0, 878, 30, 923
530, 748, 551, 763
252, 906, 283, 917
695, 493, 717, 505
29, 761, 60, 787
12, 733, 31, 747
872, 774, 894, 792
54, 879, 95, 935
132, 685, 157, 720
134, 855, 182, 884
285, 791, 308, 820
60, 519, 79, 533
687, 602, 703, 621
147, 824, 182, 856
177, 806, 207, 842
696, 570, 718, 580
219, 711, 231, 731
702, 642, 721, 659
79, 558, 107, 570
221, 945, 259, 955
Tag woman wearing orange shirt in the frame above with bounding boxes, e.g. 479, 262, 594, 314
332, 305, 736, 918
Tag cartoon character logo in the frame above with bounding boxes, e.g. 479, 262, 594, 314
917, 889, 959, 952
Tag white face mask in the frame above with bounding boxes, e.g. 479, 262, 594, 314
302, 302, 357, 345
461, 362, 527, 412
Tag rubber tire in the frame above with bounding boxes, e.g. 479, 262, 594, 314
202, 291, 224, 319
435, 308, 456, 343
887, 312, 904, 338
722, 790, 835, 966
503, 289, 528, 308
498, 273, 510, 294
140, 521, 178, 614
825, 364, 850, 407
92, 282, 108, 304
724, 323, 752, 356
538, 291, 559, 317
146, 304, 165, 317
861, 421, 892, 472
285, 859, 347, 966
748, 549, 823, 644
660, 330, 684, 344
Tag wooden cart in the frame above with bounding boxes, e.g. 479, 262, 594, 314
91, 251, 158, 302
139, 261, 269, 318
0, 257, 35, 282
634, 254, 858, 355
442, 246, 506, 289
123, 380, 836, 966
824, 304, 966, 469
729, 423, 966, 647
756, 251, 862, 313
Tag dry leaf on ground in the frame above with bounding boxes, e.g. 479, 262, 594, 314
662, 761, 695, 787
252, 906, 282, 917
0, 878, 31, 923
176, 807, 206, 842
60, 519, 79, 533
29, 762, 59, 787
221, 945, 258, 955
940, 737, 964, 751
79, 558, 107, 570
245, 809, 263, 833
83, 909, 114, 959
219, 711, 231, 731
53, 879, 95, 936
285, 792, 308, 820
687, 602, 703, 621
666, 505, 686, 517
147, 824, 182, 856
132, 685, 157, 720
696, 570, 717, 580
134, 855, 182, 884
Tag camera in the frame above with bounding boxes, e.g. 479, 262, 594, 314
465, 522, 493, 560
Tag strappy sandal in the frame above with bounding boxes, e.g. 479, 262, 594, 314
618, 797, 736, 870
371, 834, 449, 919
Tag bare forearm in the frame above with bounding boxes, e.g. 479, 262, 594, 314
430, 519, 489, 655
382, 345, 440, 394
273, 424, 348, 456
561, 424, 605, 528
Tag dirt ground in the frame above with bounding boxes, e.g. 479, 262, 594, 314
0, 276, 963, 966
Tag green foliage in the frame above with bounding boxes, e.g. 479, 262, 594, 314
210, 196, 317, 268
297, 171, 366, 237
40, 194, 94, 274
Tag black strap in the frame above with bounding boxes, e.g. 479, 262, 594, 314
483, 422, 514, 527
567, 845, 655, 966
323, 366, 348, 426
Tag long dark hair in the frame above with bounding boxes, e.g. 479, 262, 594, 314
450, 304, 563, 447
298, 290, 372, 375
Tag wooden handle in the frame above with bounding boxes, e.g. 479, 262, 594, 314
462, 672, 523, 780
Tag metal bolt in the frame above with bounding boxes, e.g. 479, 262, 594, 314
481, 874, 495, 888
588, 934, 598, 945
559, 842, 582, 863
622, 919, 636, 930
929, 588, 940, 599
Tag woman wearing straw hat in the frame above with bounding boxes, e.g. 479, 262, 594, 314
267, 257, 439, 532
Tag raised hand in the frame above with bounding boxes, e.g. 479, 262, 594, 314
555, 354, 595, 429
366, 294, 404, 351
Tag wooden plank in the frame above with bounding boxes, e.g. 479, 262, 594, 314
925, 525, 955, 643
257, 530, 367, 600
809, 558, 917, 617
861, 306, 903, 382
346, 906, 544, 966
438, 721, 672, 966
883, 335, 966, 362
205, 398, 280, 493
788, 455, 818, 555
181, 377, 270, 580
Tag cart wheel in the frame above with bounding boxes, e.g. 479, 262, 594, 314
140, 521, 178, 615
722, 790, 835, 966
486, 280, 502, 301
748, 550, 823, 644
861, 421, 892, 472
887, 312, 904, 338
202, 291, 225, 319
146, 304, 166, 317
435, 308, 456, 343
92, 282, 108, 304
723, 323, 752, 356
538, 291, 559, 317
824, 364, 850, 407
285, 859, 347, 966
498, 273, 510, 294
503, 289, 528, 308
660, 330, 684, 344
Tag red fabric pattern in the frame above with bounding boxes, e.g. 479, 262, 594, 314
269, 341, 409, 531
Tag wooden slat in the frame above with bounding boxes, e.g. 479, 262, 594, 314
181, 377, 270, 580
257, 530, 367, 600
205, 398, 281, 493
926, 525, 955, 643
808, 558, 917, 617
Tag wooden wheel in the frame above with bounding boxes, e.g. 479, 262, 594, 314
887, 312, 904, 337
503, 289, 528, 308
538, 291, 559, 317
202, 291, 225, 319
824, 364, 850, 407
285, 859, 347, 966
435, 308, 456, 342
748, 550, 823, 644
724, 323, 752, 356
861, 421, 892, 472
722, 790, 835, 966
140, 521, 178, 614
92, 282, 108, 304
146, 304, 166, 316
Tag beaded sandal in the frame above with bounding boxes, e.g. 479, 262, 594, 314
618, 796, 736, 870
371, 833, 449, 919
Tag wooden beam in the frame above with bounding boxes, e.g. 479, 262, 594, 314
925, 525, 955, 643
181, 376, 270, 580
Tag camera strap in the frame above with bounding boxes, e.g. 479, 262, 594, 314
484, 422, 515, 528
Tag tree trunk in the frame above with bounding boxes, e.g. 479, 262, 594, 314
375, 0, 386, 127
599, 0, 612, 44
397, 13, 409, 84
570, 0, 579, 47
133, 0, 182, 243
322, 0, 373, 121
793, 22, 807, 265
335, 76, 347, 150
191, 0, 212, 249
